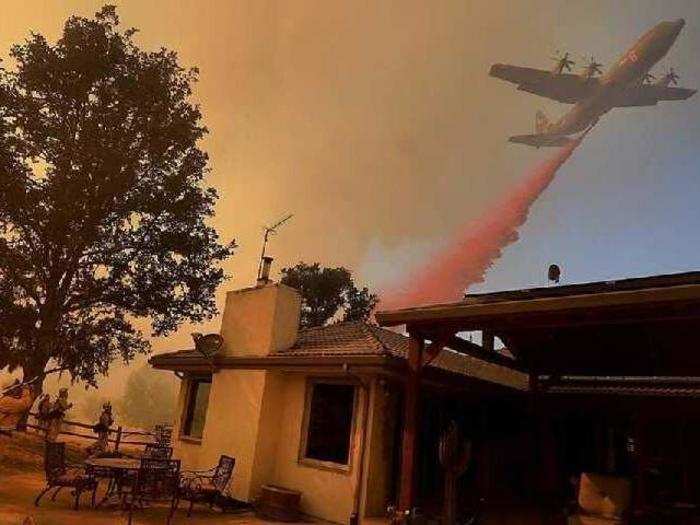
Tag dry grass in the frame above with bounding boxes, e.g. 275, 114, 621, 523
0, 430, 87, 474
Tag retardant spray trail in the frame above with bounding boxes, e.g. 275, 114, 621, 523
381, 134, 586, 310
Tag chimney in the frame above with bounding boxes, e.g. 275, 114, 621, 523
257, 256, 274, 286
219, 281, 301, 357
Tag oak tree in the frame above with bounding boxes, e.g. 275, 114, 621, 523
0, 6, 235, 392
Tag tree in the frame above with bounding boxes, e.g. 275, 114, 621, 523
0, 6, 235, 393
115, 364, 177, 429
280, 262, 379, 328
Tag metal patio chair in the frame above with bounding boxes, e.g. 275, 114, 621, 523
179, 455, 235, 517
125, 458, 181, 525
35, 442, 98, 510
154, 424, 174, 447
143, 443, 173, 460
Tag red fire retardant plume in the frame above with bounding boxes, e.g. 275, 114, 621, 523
381, 136, 585, 310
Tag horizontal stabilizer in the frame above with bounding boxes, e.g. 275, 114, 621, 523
508, 134, 574, 148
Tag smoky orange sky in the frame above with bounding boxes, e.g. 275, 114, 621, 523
2, 1, 699, 398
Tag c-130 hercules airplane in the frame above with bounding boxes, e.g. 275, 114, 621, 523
490, 19, 696, 147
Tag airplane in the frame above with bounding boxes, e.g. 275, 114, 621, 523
489, 19, 696, 147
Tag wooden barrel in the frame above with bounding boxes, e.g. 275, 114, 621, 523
256, 484, 302, 522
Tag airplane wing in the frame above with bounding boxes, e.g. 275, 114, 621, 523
489, 64, 598, 104
613, 85, 697, 107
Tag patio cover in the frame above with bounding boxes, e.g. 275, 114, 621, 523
376, 271, 700, 378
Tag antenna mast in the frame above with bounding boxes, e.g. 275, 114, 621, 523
257, 213, 293, 280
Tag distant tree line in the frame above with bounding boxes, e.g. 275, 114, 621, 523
280, 262, 379, 328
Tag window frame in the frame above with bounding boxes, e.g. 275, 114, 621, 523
179, 374, 212, 443
298, 377, 359, 474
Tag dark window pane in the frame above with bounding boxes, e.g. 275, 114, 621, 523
305, 383, 355, 464
182, 377, 211, 439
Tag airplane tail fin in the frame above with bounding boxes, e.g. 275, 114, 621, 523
535, 110, 551, 134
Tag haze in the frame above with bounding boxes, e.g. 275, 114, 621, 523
1, 1, 699, 398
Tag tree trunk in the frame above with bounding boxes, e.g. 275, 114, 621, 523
16, 358, 49, 430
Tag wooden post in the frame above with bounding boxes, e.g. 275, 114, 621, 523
115, 425, 122, 452
482, 330, 494, 353
633, 415, 646, 514
397, 332, 424, 515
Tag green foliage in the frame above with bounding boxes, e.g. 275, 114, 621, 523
280, 262, 379, 328
0, 6, 235, 387
115, 364, 177, 430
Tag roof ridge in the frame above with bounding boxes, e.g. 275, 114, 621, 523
357, 322, 387, 354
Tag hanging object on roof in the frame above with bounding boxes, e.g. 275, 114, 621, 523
548, 264, 561, 284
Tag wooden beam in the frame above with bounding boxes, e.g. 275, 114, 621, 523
423, 332, 454, 366
445, 335, 528, 373
397, 332, 424, 514
376, 283, 700, 327
482, 330, 495, 352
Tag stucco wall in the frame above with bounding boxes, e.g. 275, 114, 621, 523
172, 369, 270, 501
362, 379, 399, 516
269, 374, 364, 524
219, 284, 300, 357
171, 370, 396, 524
171, 377, 205, 470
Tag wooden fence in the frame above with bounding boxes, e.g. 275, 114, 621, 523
25, 412, 160, 451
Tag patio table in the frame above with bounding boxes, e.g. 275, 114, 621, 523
84, 457, 141, 507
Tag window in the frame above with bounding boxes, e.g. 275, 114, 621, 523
181, 376, 212, 440
301, 381, 357, 468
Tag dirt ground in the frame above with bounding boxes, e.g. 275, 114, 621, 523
0, 432, 285, 525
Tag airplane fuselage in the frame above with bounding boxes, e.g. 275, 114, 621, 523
552, 19, 686, 135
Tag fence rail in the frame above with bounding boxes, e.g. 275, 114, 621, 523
26, 411, 162, 451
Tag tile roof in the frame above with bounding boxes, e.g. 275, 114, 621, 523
277, 322, 528, 390
151, 322, 528, 390
278, 322, 408, 357
280, 322, 527, 390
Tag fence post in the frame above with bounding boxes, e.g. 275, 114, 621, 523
115, 426, 122, 452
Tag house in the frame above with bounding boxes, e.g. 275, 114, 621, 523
150, 280, 527, 523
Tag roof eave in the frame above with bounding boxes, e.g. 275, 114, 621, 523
149, 353, 402, 373
376, 282, 700, 328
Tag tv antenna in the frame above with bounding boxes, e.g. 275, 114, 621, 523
257, 213, 293, 280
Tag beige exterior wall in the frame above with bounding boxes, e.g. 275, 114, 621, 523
171, 370, 396, 524
219, 284, 300, 357
172, 369, 274, 501
171, 379, 201, 469
268, 374, 362, 523
362, 379, 400, 516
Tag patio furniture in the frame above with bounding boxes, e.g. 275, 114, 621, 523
568, 472, 632, 524
84, 456, 141, 507
126, 458, 181, 525
179, 455, 235, 517
154, 424, 173, 447
143, 443, 173, 460
35, 442, 98, 510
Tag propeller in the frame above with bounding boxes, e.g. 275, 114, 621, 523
551, 51, 575, 74
580, 55, 603, 78
666, 67, 679, 85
